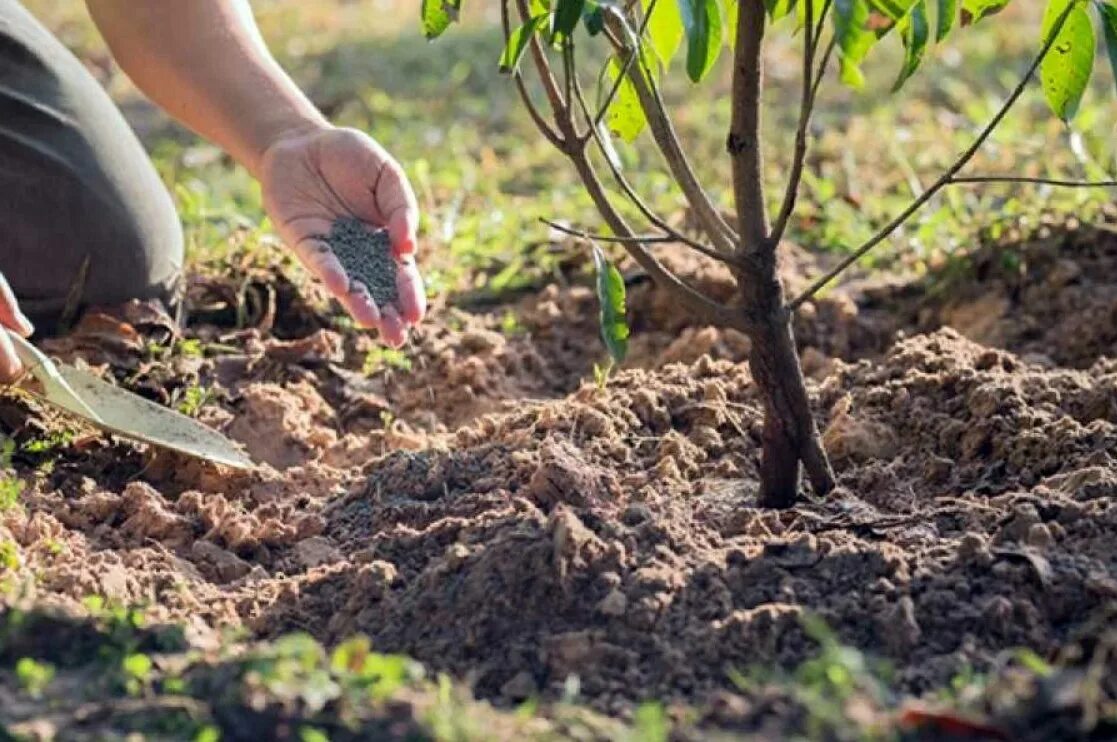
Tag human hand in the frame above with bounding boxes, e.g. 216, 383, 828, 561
0, 272, 34, 383
259, 125, 425, 347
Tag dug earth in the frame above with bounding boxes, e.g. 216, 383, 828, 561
1, 231, 1116, 735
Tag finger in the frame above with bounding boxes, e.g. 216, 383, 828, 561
378, 305, 407, 348
0, 273, 34, 337
374, 158, 418, 258
396, 255, 426, 325
338, 281, 381, 330
292, 237, 350, 298
386, 204, 419, 259
0, 330, 23, 383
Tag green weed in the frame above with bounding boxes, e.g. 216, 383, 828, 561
15, 657, 56, 698
362, 347, 412, 375
175, 384, 212, 417
0, 540, 19, 572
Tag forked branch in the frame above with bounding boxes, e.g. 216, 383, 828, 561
502, 0, 744, 330
788, 2, 1078, 312
564, 38, 730, 265
499, 0, 562, 147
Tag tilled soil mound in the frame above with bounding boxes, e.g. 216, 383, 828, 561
2, 230, 1116, 736
259, 330, 1117, 714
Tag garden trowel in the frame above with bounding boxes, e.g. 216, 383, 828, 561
7, 330, 255, 470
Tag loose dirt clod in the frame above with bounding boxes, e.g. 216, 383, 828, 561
326, 217, 399, 308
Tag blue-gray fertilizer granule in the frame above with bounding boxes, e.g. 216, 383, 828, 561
326, 217, 399, 308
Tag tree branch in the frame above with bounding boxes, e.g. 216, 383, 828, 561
565, 44, 730, 262
500, 0, 563, 148
950, 175, 1117, 188
769, 0, 833, 246
514, 0, 575, 142
593, 0, 659, 129
541, 218, 738, 265
601, 9, 739, 254
568, 152, 748, 330
787, 2, 1078, 312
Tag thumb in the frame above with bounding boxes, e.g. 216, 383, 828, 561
0, 273, 33, 337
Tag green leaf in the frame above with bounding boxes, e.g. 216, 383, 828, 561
936, 0, 957, 39
421, 0, 461, 39
553, 0, 587, 40
592, 245, 629, 364
764, 0, 797, 20
643, 0, 684, 68
893, 0, 929, 89
584, 3, 605, 35
959, 0, 1012, 25
500, 14, 550, 73
1096, 1, 1117, 96
603, 57, 648, 141
1040, 0, 1094, 122
834, 0, 876, 87
867, 0, 919, 21
678, 0, 724, 82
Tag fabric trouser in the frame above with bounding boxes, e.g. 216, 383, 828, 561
0, 0, 182, 333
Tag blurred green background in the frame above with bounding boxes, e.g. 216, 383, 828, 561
22, 1, 1117, 300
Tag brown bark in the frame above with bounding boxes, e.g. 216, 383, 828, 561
729, 0, 835, 507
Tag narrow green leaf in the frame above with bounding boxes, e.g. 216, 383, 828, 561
553, 0, 587, 40
592, 245, 630, 364
936, 0, 957, 39
421, 0, 461, 39
893, 0, 929, 90
643, 0, 684, 67
959, 0, 1012, 25
500, 14, 551, 73
603, 57, 648, 141
678, 0, 724, 82
1040, 0, 1095, 122
834, 0, 876, 87
1097, 2, 1117, 96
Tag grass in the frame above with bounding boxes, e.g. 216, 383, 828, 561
21, 2, 1117, 301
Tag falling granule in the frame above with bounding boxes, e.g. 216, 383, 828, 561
326, 217, 399, 308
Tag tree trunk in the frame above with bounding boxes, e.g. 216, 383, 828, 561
729, 0, 836, 507
742, 270, 835, 507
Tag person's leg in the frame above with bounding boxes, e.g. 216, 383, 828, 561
0, 0, 183, 332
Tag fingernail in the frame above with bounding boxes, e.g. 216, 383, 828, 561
15, 312, 34, 336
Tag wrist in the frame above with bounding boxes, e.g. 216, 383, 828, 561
249, 113, 330, 179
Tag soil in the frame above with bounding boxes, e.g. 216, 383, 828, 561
2, 226, 1117, 739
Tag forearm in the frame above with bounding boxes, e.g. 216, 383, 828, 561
85, 0, 326, 177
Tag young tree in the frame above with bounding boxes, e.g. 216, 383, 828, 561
423, 0, 1116, 507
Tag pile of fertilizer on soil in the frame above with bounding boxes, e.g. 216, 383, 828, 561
326, 217, 399, 308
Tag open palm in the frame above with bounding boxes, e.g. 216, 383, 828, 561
259, 126, 425, 347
